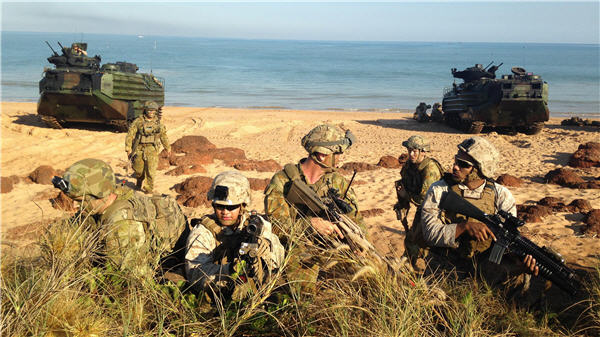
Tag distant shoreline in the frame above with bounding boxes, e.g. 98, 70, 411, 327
5, 100, 598, 119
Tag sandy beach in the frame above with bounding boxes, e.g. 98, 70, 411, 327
2, 102, 599, 268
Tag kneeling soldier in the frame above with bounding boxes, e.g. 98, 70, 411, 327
185, 171, 284, 300
52, 158, 188, 276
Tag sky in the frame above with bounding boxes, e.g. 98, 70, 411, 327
1, 1, 599, 44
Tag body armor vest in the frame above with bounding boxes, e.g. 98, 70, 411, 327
442, 175, 497, 257
401, 157, 444, 202
101, 191, 185, 254
196, 214, 244, 265
138, 118, 161, 144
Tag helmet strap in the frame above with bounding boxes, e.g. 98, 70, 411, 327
310, 153, 335, 171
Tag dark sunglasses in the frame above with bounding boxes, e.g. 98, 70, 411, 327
214, 204, 240, 211
454, 157, 474, 169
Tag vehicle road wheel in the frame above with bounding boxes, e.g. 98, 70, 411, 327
465, 121, 484, 134
40, 115, 64, 129
523, 122, 544, 135
111, 120, 129, 132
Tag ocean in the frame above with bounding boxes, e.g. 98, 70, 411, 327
2, 31, 598, 117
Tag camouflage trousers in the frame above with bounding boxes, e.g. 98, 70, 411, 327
132, 144, 159, 193
403, 208, 430, 271
425, 247, 547, 307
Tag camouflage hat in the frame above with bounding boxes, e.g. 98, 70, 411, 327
402, 135, 430, 152
144, 101, 159, 111
62, 158, 116, 199
457, 137, 499, 178
207, 171, 251, 206
301, 124, 356, 155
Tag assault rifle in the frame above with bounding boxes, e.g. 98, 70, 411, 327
439, 190, 581, 295
286, 179, 391, 270
238, 210, 264, 264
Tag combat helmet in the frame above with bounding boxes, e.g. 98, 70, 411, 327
60, 158, 116, 199
301, 124, 356, 155
402, 135, 430, 152
207, 171, 251, 206
144, 101, 159, 112
457, 137, 499, 178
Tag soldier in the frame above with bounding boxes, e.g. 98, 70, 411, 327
185, 171, 284, 300
264, 124, 364, 293
394, 135, 443, 269
430, 102, 444, 123
420, 137, 539, 297
52, 158, 188, 276
413, 102, 431, 123
125, 101, 171, 194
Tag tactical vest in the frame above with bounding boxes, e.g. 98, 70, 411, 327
282, 163, 334, 200
101, 192, 186, 254
401, 157, 444, 202
195, 214, 245, 266
442, 175, 497, 258
138, 118, 161, 144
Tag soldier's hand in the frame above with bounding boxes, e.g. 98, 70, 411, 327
463, 220, 496, 242
311, 217, 344, 239
523, 254, 539, 276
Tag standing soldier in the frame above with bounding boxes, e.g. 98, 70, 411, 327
394, 135, 444, 269
52, 158, 188, 276
125, 101, 171, 194
186, 171, 284, 300
430, 102, 444, 123
264, 124, 364, 293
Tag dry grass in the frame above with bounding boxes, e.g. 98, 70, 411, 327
1, 214, 598, 336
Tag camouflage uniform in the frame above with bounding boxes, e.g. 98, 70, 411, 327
413, 102, 431, 123
431, 102, 444, 122
186, 171, 284, 299
394, 136, 444, 265
58, 159, 188, 276
264, 124, 364, 294
421, 138, 542, 302
125, 101, 170, 193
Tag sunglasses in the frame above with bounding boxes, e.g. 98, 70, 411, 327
214, 204, 240, 211
454, 157, 474, 169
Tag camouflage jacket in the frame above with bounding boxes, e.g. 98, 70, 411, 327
264, 160, 365, 236
93, 187, 187, 275
399, 157, 444, 206
185, 212, 284, 290
421, 177, 516, 249
125, 116, 170, 153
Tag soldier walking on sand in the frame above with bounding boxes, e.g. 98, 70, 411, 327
394, 135, 444, 270
125, 101, 171, 194
186, 171, 284, 301
264, 124, 365, 294
52, 158, 188, 277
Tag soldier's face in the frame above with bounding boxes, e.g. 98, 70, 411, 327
407, 148, 424, 163
452, 154, 474, 182
214, 204, 241, 226
145, 109, 157, 119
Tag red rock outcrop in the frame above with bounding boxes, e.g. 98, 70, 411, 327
568, 142, 600, 168
170, 152, 214, 167
248, 178, 270, 191
377, 155, 401, 169
0, 176, 19, 193
583, 209, 600, 236
233, 159, 282, 172
544, 168, 585, 188
173, 176, 213, 208
361, 208, 385, 218
340, 162, 379, 172
50, 191, 77, 212
28, 165, 57, 185
566, 199, 593, 213
497, 174, 523, 187
165, 165, 207, 176
171, 135, 216, 154
212, 147, 247, 166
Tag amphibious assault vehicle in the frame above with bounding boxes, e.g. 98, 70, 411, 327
38, 42, 164, 131
442, 62, 549, 135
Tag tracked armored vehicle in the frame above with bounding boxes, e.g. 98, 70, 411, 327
442, 62, 549, 135
38, 42, 164, 132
